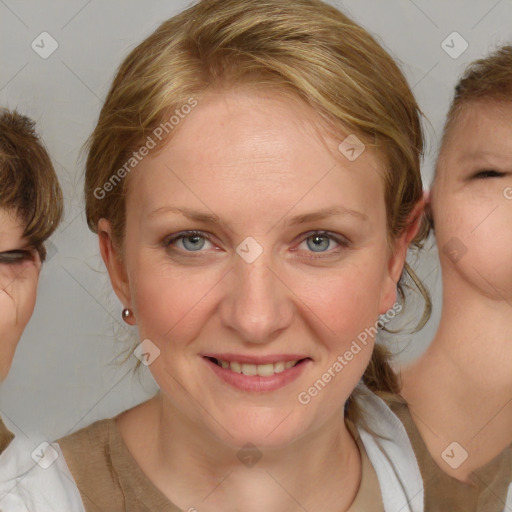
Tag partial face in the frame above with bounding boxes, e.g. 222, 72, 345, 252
432, 102, 512, 300
103, 89, 408, 448
0, 208, 41, 380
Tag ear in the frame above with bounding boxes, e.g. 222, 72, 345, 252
379, 196, 426, 313
97, 218, 136, 325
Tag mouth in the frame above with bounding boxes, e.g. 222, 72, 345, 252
205, 356, 309, 377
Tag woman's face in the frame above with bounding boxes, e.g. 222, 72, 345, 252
0, 208, 41, 380
432, 101, 512, 300
102, 89, 412, 448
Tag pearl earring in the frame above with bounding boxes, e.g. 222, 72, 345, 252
122, 308, 133, 323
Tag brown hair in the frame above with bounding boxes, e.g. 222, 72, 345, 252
443, 45, 512, 143
0, 109, 63, 260
84, 0, 430, 416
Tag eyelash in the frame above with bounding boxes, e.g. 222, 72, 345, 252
0, 250, 35, 265
164, 230, 349, 260
472, 169, 506, 179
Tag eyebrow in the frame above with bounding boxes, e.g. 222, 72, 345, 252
149, 207, 223, 224
284, 206, 368, 226
148, 205, 368, 227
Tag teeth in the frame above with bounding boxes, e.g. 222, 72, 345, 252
241, 364, 257, 376
215, 358, 301, 375
274, 361, 285, 373
230, 361, 242, 373
255, 363, 274, 377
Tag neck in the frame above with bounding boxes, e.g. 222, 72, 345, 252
401, 276, 512, 480
117, 395, 361, 512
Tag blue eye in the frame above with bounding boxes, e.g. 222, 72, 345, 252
180, 234, 206, 251
165, 231, 214, 252
298, 231, 347, 258
305, 234, 333, 252
164, 230, 348, 259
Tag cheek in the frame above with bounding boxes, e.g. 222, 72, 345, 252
289, 270, 381, 409
19, 287, 38, 325
300, 269, 383, 337
22, 269, 39, 315
0, 294, 18, 379
433, 193, 484, 252
130, 259, 222, 344
0, 264, 39, 321
464, 218, 512, 293
285, 256, 390, 371
0, 266, 39, 380
436, 202, 512, 294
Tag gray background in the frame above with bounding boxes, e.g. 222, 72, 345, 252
0, 0, 510, 442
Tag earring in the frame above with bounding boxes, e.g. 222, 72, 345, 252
122, 308, 133, 323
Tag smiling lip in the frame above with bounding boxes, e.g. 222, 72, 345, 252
202, 353, 309, 365
203, 354, 311, 392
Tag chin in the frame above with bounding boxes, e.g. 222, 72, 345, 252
208, 408, 309, 451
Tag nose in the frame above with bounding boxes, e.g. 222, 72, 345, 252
218, 253, 294, 344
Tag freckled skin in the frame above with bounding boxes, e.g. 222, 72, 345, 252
0, 208, 41, 380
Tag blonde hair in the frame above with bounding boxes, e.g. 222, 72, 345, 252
84, 0, 430, 418
0, 108, 63, 260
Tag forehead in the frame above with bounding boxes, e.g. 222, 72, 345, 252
437, 101, 512, 170
127, 89, 386, 220
445, 101, 512, 151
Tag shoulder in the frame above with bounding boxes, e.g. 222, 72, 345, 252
352, 385, 424, 512
57, 418, 125, 509
58, 417, 114, 458
0, 436, 84, 511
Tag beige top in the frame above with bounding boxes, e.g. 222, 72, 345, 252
59, 417, 383, 511
389, 399, 512, 512
0, 416, 14, 454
